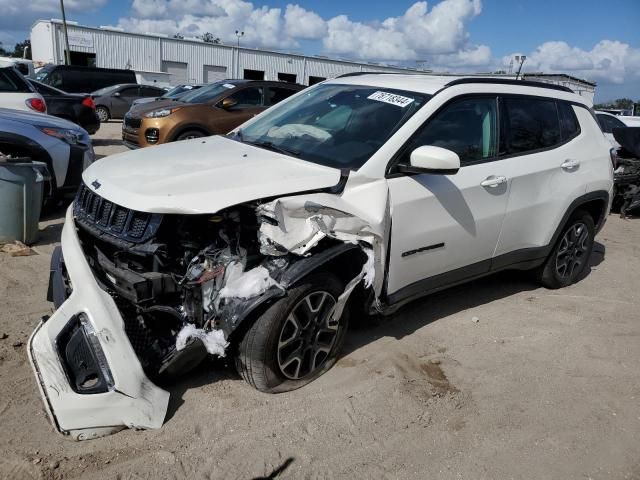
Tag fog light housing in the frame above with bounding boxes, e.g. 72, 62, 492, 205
145, 128, 160, 144
56, 313, 114, 394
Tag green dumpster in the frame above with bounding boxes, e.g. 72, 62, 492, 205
0, 158, 48, 245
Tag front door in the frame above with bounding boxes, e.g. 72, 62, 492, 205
213, 85, 265, 133
112, 86, 140, 118
386, 96, 510, 299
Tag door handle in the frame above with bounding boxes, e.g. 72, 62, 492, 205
480, 175, 507, 188
561, 159, 580, 170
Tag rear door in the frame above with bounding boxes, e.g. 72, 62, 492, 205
111, 86, 140, 118
493, 96, 586, 261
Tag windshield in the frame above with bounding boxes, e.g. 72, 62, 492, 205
163, 84, 200, 98
180, 81, 236, 104
92, 85, 121, 96
234, 84, 429, 170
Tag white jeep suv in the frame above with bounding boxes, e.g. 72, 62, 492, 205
29, 74, 613, 440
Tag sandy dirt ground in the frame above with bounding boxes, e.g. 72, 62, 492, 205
1, 121, 639, 480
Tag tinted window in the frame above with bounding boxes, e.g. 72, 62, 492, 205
228, 86, 263, 107
558, 102, 580, 140
119, 87, 139, 97
141, 86, 164, 96
0, 68, 31, 93
597, 113, 626, 133
266, 87, 297, 106
402, 97, 498, 165
503, 97, 561, 154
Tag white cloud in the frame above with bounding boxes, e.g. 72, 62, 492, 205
323, 0, 483, 61
504, 40, 640, 84
284, 4, 327, 40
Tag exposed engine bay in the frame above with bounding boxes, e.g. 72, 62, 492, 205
71, 182, 378, 381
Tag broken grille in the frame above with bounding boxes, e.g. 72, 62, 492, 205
74, 182, 163, 243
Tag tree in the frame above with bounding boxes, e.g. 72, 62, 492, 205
594, 98, 635, 110
13, 40, 31, 59
201, 32, 221, 44
0, 42, 9, 56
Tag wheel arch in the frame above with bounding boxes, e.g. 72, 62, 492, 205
221, 243, 368, 343
549, 190, 609, 252
170, 125, 211, 142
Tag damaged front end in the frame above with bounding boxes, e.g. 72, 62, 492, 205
30, 179, 388, 439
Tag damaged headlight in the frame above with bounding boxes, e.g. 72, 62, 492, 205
56, 313, 114, 394
145, 107, 181, 118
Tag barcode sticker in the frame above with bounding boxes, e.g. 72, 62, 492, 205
223, 83, 236, 89
367, 91, 415, 108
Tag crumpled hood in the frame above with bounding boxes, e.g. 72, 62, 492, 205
82, 135, 342, 214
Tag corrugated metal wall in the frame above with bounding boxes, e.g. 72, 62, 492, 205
44, 21, 415, 86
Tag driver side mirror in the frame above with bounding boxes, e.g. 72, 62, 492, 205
220, 97, 238, 110
113, 92, 121, 97
398, 145, 460, 175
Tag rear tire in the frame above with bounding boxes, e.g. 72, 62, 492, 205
235, 272, 348, 393
96, 106, 109, 123
175, 130, 205, 141
536, 210, 595, 289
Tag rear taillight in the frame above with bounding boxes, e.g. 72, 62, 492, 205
26, 97, 46, 113
610, 148, 619, 169
82, 97, 95, 109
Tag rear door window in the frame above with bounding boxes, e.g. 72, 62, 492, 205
0, 68, 31, 92
119, 87, 140, 98
502, 97, 561, 154
266, 87, 298, 106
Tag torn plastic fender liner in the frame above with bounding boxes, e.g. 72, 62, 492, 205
217, 242, 363, 337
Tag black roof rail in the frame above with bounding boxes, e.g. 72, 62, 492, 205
445, 77, 574, 93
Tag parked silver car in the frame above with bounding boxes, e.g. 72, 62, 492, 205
92, 84, 166, 122
0, 107, 94, 200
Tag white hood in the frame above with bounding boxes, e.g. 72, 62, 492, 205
82, 135, 342, 214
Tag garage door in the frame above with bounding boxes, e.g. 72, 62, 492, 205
203, 65, 227, 83
162, 61, 188, 84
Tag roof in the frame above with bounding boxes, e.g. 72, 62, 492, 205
328, 73, 583, 99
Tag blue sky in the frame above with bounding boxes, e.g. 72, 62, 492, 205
2, 0, 638, 101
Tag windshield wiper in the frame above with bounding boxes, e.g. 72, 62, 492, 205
245, 140, 300, 157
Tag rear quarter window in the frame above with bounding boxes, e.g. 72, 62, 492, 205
558, 102, 580, 140
502, 97, 561, 154
0, 68, 31, 93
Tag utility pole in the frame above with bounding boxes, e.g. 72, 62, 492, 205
60, 0, 72, 65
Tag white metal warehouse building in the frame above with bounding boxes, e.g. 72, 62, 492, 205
31, 19, 413, 87
30, 19, 596, 103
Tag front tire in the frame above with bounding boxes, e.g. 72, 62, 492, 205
235, 273, 348, 393
175, 130, 205, 141
536, 210, 595, 289
96, 106, 109, 123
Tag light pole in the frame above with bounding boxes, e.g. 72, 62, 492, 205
60, 0, 72, 65
235, 30, 244, 47
515, 55, 527, 80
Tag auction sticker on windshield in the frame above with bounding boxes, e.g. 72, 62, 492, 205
223, 84, 236, 89
367, 91, 415, 108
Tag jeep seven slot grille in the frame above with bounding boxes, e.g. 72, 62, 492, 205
74, 183, 162, 244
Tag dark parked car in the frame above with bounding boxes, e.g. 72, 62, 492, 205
92, 84, 167, 121
28, 79, 100, 134
35, 65, 137, 94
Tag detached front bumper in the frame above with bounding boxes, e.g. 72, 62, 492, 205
28, 206, 170, 440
